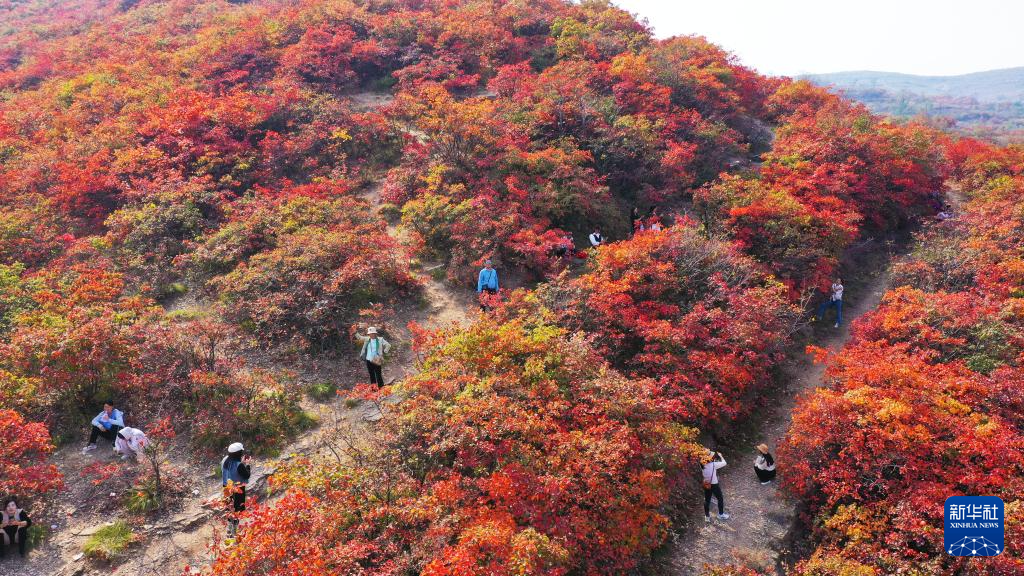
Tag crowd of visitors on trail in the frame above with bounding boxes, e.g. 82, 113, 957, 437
8, 204, 834, 555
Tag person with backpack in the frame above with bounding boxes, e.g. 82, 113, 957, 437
754, 443, 777, 484
82, 400, 125, 453
1, 498, 31, 559
702, 449, 730, 522
221, 442, 252, 541
355, 325, 391, 387
588, 227, 603, 248
114, 427, 149, 461
477, 259, 499, 311
816, 277, 844, 328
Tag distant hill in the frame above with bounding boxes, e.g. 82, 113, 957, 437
802, 68, 1024, 142
802, 67, 1024, 102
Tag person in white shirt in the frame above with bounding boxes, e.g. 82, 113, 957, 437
816, 277, 844, 328
114, 427, 149, 461
701, 449, 730, 521
588, 228, 603, 248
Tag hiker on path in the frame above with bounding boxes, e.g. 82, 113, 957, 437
83, 400, 125, 453
754, 444, 777, 484
588, 227, 603, 248
1, 498, 30, 559
702, 449, 730, 522
816, 277, 844, 328
221, 442, 252, 541
114, 427, 149, 461
477, 259, 499, 311
630, 206, 642, 236
355, 325, 391, 388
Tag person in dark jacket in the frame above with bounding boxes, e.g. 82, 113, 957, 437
1, 498, 31, 558
754, 443, 777, 484
221, 442, 252, 540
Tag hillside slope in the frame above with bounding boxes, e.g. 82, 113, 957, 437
0, 1, 959, 575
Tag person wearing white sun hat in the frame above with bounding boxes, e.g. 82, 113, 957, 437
221, 442, 252, 540
354, 324, 392, 387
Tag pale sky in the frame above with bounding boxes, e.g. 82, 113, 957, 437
613, 0, 1024, 77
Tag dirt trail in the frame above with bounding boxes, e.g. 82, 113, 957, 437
13, 131, 475, 575
658, 257, 893, 575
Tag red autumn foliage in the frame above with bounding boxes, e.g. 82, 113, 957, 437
506, 224, 798, 425
781, 140, 1024, 575
0, 409, 63, 500
209, 317, 706, 575
0, 0, 978, 572
695, 81, 946, 293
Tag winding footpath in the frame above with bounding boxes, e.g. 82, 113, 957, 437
660, 257, 894, 575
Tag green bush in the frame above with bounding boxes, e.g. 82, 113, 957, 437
192, 195, 419, 348
306, 381, 337, 402
83, 521, 133, 560
125, 477, 160, 514
378, 202, 402, 222
188, 369, 317, 455
26, 524, 48, 550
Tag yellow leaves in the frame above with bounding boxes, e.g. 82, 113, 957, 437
421, 164, 451, 193
873, 398, 911, 423
55, 72, 118, 108
262, 19, 286, 48
823, 504, 882, 543
509, 528, 570, 575
974, 419, 999, 438
330, 128, 352, 142
798, 550, 879, 576
936, 394, 971, 416
609, 52, 652, 82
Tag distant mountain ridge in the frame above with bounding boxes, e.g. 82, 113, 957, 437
801, 67, 1024, 102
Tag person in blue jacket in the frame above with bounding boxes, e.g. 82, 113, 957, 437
221, 442, 252, 540
82, 400, 125, 453
477, 259, 499, 311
